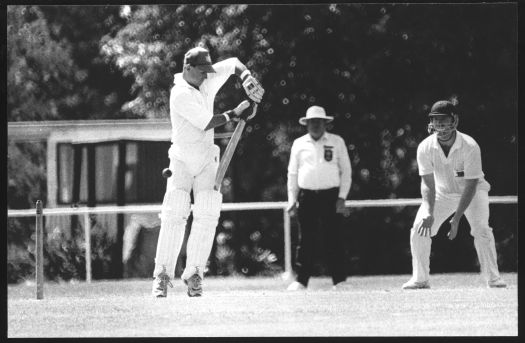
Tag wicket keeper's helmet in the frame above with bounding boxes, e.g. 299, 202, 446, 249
427, 100, 458, 135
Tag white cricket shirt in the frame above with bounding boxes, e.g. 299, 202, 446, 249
417, 130, 491, 195
287, 132, 352, 205
169, 58, 236, 160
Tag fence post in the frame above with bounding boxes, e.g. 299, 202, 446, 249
84, 213, 92, 283
282, 208, 293, 281
35, 200, 44, 299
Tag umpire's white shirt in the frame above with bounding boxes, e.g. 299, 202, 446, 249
169, 58, 236, 161
287, 132, 352, 205
417, 130, 490, 195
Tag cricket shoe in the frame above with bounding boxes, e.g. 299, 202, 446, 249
184, 268, 203, 297
152, 270, 173, 298
402, 279, 431, 290
287, 281, 306, 291
487, 278, 507, 288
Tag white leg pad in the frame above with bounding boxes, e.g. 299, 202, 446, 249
182, 190, 222, 280
410, 228, 432, 282
473, 230, 501, 282
153, 189, 191, 278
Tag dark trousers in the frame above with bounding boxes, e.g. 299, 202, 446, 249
295, 188, 347, 286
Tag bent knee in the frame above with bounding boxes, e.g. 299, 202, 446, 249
470, 225, 493, 239
410, 228, 432, 242
193, 190, 223, 220
161, 189, 191, 222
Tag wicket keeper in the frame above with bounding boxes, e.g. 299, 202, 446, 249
402, 100, 507, 289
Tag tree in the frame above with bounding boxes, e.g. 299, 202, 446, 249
39, 5, 134, 119
7, 5, 81, 122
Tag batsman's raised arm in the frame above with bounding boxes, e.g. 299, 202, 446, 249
232, 59, 265, 104
202, 58, 263, 129
205, 57, 265, 104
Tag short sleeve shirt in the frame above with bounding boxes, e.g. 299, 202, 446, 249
417, 131, 491, 195
288, 132, 352, 199
169, 58, 236, 159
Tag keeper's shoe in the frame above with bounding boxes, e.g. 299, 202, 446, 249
287, 281, 306, 291
152, 271, 173, 298
184, 272, 203, 297
487, 278, 507, 288
402, 279, 431, 290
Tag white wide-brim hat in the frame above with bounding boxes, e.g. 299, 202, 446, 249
299, 105, 334, 126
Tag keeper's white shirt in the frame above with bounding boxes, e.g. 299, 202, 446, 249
417, 130, 491, 195
169, 58, 236, 160
287, 132, 352, 205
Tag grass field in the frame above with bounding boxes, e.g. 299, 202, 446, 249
8, 272, 517, 337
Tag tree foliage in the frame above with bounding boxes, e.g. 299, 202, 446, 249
7, 6, 79, 121
39, 5, 134, 119
102, 4, 517, 201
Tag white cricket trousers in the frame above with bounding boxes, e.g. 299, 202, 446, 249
153, 144, 222, 280
409, 189, 502, 283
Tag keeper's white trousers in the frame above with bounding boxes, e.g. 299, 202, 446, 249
409, 189, 502, 283
153, 144, 222, 280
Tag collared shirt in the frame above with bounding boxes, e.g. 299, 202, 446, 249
417, 130, 491, 195
169, 58, 236, 159
287, 132, 352, 205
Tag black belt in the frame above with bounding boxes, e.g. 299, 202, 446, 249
300, 187, 338, 195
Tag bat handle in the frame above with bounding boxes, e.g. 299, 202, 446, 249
239, 100, 250, 110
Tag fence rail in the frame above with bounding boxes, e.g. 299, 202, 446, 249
6, 196, 518, 217
7, 196, 518, 299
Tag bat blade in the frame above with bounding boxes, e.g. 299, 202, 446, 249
214, 119, 247, 191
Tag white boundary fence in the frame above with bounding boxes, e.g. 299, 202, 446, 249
8, 196, 517, 298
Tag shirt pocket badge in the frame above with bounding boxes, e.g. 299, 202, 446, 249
324, 145, 334, 162
454, 161, 464, 177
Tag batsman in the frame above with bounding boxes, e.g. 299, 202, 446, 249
152, 46, 264, 297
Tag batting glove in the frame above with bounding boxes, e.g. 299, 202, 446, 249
241, 70, 264, 104
232, 100, 258, 122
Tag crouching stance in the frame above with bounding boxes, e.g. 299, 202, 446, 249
403, 100, 506, 290
152, 47, 264, 297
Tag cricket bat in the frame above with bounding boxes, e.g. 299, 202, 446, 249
214, 102, 257, 191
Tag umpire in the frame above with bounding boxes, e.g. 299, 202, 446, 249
286, 105, 352, 291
